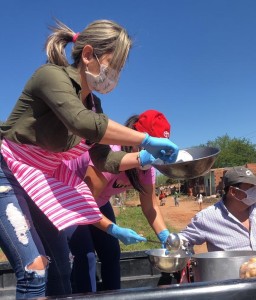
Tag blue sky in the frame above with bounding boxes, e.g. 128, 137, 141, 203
1, 0, 256, 149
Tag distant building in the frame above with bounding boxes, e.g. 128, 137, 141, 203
186, 163, 256, 197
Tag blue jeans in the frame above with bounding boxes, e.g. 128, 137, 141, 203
0, 153, 72, 298
68, 201, 121, 293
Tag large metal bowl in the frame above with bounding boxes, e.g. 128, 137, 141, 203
145, 249, 191, 273
153, 146, 220, 179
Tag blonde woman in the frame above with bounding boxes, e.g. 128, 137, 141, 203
0, 19, 178, 298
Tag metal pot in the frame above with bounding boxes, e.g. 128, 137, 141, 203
145, 249, 191, 273
191, 250, 256, 282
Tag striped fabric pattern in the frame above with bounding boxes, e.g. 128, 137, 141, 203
179, 200, 256, 251
1, 138, 102, 231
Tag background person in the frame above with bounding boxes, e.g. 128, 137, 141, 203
196, 193, 203, 211
174, 191, 180, 207
0, 19, 178, 299
178, 166, 256, 252
159, 189, 167, 206
66, 110, 173, 293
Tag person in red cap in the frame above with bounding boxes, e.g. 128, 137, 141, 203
63, 110, 173, 293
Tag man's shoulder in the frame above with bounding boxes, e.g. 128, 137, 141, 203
198, 200, 223, 215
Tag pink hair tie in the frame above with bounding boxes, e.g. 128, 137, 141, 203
72, 32, 80, 43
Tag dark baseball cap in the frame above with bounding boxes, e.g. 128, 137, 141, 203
224, 166, 256, 187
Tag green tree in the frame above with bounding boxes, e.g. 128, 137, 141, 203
202, 134, 256, 168
156, 173, 170, 186
156, 173, 181, 187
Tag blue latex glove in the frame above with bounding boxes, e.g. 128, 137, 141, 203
139, 149, 155, 167
140, 134, 179, 164
157, 229, 170, 248
107, 223, 147, 245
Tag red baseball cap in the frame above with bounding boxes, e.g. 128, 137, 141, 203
133, 110, 171, 138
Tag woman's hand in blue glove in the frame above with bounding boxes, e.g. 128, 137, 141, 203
140, 134, 179, 163
107, 223, 147, 245
157, 229, 170, 248
138, 150, 155, 167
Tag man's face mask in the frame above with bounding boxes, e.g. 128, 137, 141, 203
233, 186, 256, 206
85, 54, 119, 94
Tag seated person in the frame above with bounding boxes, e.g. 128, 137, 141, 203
178, 166, 256, 252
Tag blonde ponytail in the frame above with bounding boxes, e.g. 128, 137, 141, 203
45, 19, 75, 66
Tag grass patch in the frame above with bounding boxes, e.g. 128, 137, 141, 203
116, 206, 176, 252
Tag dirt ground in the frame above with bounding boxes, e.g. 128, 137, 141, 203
158, 196, 211, 254
127, 195, 214, 254
0, 249, 6, 262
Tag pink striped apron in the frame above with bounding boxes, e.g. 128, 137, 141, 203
1, 138, 102, 231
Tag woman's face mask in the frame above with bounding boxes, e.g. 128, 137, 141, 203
85, 54, 119, 94
233, 186, 256, 206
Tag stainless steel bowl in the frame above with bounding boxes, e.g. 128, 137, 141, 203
153, 146, 220, 179
145, 249, 191, 273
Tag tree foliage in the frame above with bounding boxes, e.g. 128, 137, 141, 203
202, 134, 256, 168
155, 173, 179, 186
155, 174, 170, 186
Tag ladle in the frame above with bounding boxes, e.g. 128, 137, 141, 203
147, 233, 181, 251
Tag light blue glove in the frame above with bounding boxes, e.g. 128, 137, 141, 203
139, 149, 155, 167
107, 224, 147, 245
140, 134, 179, 164
157, 229, 170, 248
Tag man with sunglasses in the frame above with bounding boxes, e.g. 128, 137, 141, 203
178, 166, 256, 252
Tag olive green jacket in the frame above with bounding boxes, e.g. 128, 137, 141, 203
0, 64, 125, 173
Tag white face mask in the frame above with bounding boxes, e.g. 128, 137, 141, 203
85, 55, 119, 94
241, 186, 256, 206
234, 186, 256, 206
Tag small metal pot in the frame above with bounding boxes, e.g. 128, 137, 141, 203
191, 250, 256, 282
